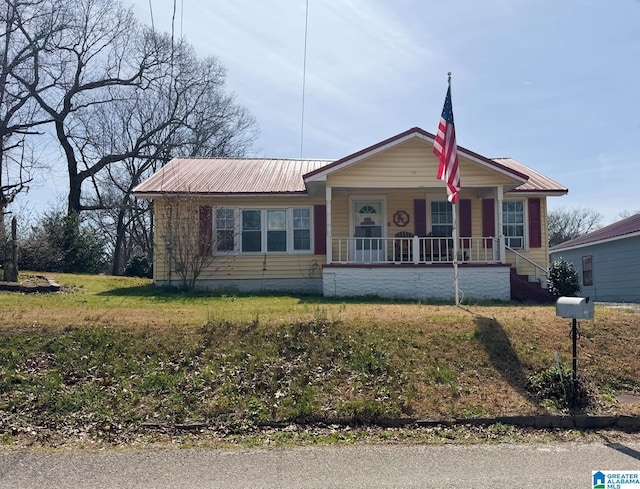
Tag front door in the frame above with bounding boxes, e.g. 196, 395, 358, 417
353, 200, 384, 262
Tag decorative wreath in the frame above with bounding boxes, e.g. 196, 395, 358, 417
393, 210, 410, 227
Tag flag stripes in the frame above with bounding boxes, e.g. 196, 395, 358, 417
433, 85, 460, 204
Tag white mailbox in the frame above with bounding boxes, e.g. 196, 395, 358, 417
556, 296, 594, 320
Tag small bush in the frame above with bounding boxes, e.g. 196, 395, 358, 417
526, 366, 590, 412
18, 211, 108, 273
548, 258, 581, 296
124, 255, 153, 278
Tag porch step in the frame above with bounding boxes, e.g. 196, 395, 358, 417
510, 268, 554, 303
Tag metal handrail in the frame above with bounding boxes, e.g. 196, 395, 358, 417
505, 244, 548, 282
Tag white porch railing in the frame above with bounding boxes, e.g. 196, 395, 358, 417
330, 236, 502, 265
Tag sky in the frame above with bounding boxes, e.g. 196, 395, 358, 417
17, 0, 640, 224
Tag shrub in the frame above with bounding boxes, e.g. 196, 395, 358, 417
548, 258, 581, 297
526, 366, 591, 412
124, 255, 153, 278
18, 211, 108, 273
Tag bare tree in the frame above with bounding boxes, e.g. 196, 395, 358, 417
0, 0, 64, 215
82, 34, 256, 274
617, 209, 640, 221
5, 0, 256, 275
548, 207, 603, 247
15, 0, 171, 215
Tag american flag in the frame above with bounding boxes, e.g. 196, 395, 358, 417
433, 85, 460, 204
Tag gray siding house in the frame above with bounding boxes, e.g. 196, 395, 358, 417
549, 213, 640, 303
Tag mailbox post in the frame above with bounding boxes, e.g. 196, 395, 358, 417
556, 297, 594, 385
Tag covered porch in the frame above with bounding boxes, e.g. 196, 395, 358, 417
313, 182, 533, 302
300, 127, 561, 301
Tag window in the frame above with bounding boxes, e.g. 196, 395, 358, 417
502, 201, 524, 248
582, 256, 593, 286
267, 210, 287, 252
242, 210, 261, 252
293, 208, 311, 251
215, 208, 235, 251
431, 201, 453, 237
238, 207, 311, 253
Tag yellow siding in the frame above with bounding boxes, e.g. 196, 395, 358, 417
153, 196, 325, 283
326, 138, 519, 189
505, 197, 550, 277
152, 191, 551, 285
197, 254, 323, 280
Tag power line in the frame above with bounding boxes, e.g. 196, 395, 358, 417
300, 0, 309, 158
148, 0, 155, 30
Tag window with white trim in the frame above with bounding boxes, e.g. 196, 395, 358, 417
267, 209, 287, 252
431, 201, 453, 237
293, 208, 311, 251
241, 210, 262, 252
215, 208, 235, 252
232, 207, 311, 253
502, 200, 524, 248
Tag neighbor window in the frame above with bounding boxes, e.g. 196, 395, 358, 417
502, 201, 524, 248
582, 256, 593, 286
431, 201, 453, 236
215, 208, 235, 251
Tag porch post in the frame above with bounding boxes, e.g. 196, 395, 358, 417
496, 185, 505, 263
326, 185, 332, 264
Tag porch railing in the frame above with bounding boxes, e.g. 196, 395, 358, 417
330, 236, 502, 265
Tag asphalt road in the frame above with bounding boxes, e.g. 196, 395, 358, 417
1, 442, 639, 488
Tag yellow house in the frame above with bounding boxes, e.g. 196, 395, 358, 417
133, 127, 567, 301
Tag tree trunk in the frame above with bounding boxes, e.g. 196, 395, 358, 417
111, 208, 127, 275
3, 217, 18, 282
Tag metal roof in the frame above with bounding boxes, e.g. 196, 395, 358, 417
493, 158, 568, 194
133, 130, 568, 197
132, 158, 333, 195
551, 213, 640, 251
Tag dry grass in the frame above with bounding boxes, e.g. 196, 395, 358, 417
0, 273, 639, 447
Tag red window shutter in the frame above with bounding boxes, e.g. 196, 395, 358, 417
314, 205, 327, 255
459, 199, 472, 248
414, 199, 427, 236
528, 197, 542, 248
198, 206, 213, 256
482, 199, 495, 248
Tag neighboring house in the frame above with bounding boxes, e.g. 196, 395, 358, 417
133, 127, 567, 300
550, 213, 640, 303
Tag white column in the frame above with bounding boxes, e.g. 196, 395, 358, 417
496, 185, 505, 263
326, 185, 332, 264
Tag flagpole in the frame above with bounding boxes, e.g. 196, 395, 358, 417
452, 201, 460, 306
434, 72, 461, 306
448, 72, 460, 306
